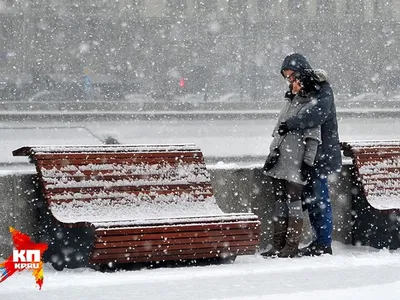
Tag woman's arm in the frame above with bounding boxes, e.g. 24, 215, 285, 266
303, 126, 321, 166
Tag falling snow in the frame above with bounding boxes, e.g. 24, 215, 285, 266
1, 1, 400, 299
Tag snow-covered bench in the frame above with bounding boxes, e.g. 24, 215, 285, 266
13, 144, 260, 270
342, 140, 400, 249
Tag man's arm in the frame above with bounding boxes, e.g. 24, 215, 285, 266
285, 84, 333, 130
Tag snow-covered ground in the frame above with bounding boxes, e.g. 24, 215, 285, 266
1, 243, 400, 300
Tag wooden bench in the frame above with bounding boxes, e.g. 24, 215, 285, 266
13, 144, 260, 270
342, 140, 400, 249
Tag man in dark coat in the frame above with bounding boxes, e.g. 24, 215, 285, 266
278, 52, 342, 256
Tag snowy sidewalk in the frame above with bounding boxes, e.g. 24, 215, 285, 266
1, 243, 400, 300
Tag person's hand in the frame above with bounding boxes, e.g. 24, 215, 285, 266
278, 122, 289, 136
300, 161, 314, 182
284, 91, 295, 100
263, 148, 280, 173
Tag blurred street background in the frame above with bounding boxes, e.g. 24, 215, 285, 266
0, 0, 399, 103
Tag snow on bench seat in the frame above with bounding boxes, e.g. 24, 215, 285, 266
13, 144, 260, 268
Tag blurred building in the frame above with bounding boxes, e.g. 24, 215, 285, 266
0, 0, 399, 100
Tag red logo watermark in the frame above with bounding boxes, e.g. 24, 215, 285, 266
0, 227, 48, 289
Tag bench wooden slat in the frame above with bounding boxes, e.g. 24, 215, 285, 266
359, 167, 400, 175
352, 147, 400, 154
366, 190, 400, 197
90, 250, 249, 264
94, 235, 259, 250
34, 151, 205, 161
360, 175, 400, 181
39, 169, 207, 180
93, 240, 259, 255
96, 228, 259, 243
92, 245, 256, 258
43, 181, 212, 192
42, 179, 212, 192
39, 162, 207, 172
46, 192, 215, 204
95, 221, 259, 236
355, 154, 400, 161
95, 234, 259, 249
92, 242, 259, 259
37, 157, 204, 166
362, 178, 400, 185
44, 186, 214, 197
43, 174, 208, 185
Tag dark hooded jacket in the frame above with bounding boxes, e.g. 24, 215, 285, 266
280, 53, 342, 175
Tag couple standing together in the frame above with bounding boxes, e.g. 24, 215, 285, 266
261, 53, 342, 258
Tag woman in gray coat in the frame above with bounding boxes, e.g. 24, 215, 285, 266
261, 69, 321, 258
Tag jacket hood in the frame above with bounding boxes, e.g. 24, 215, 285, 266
280, 53, 312, 77
314, 69, 328, 82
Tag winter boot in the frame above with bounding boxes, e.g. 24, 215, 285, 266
260, 217, 288, 258
278, 217, 304, 258
298, 242, 332, 257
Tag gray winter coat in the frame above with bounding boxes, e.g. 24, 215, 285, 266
265, 95, 321, 185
